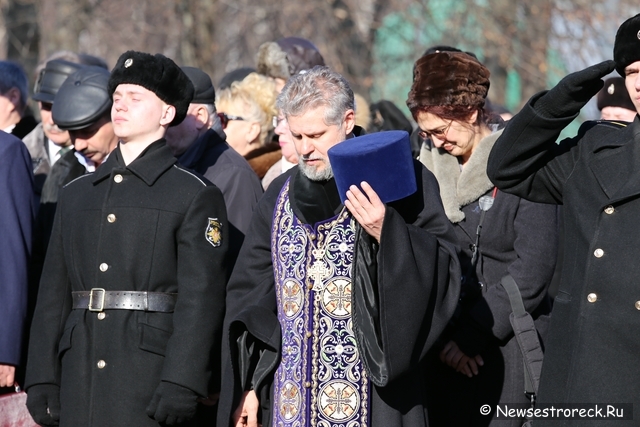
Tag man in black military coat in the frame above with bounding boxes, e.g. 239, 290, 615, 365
24, 51, 229, 427
487, 13, 640, 427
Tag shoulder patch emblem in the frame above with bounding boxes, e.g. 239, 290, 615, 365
205, 218, 222, 247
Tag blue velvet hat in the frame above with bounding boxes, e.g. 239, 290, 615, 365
328, 130, 417, 204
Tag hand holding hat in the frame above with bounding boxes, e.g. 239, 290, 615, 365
536, 60, 615, 119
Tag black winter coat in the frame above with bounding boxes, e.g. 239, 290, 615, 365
488, 92, 640, 426
25, 140, 229, 427
178, 129, 263, 268
420, 130, 557, 426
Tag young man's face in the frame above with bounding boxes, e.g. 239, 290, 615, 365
111, 84, 173, 143
287, 105, 354, 181
70, 114, 117, 166
624, 60, 640, 116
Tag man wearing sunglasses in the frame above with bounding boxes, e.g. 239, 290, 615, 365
165, 67, 263, 263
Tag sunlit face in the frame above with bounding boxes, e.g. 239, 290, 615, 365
274, 114, 298, 164
600, 106, 637, 122
222, 116, 257, 156
415, 110, 480, 164
70, 114, 118, 166
39, 101, 70, 146
623, 61, 640, 117
287, 106, 355, 181
111, 84, 173, 143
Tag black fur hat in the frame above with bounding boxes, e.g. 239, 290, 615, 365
597, 77, 635, 111
108, 51, 194, 126
614, 13, 640, 76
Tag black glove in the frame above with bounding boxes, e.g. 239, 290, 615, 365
26, 383, 61, 427
536, 60, 616, 118
146, 381, 198, 425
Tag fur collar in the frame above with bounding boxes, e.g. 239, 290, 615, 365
419, 129, 503, 223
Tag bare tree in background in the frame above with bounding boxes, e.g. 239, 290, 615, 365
376, 0, 639, 113
0, 0, 39, 73
0, 0, 637, 114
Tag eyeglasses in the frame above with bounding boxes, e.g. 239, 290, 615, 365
217, 112, 245, 129
272, 116, 286, 128
418, 120, 453, 140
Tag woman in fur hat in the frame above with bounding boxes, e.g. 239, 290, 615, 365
407, 51, 559, 427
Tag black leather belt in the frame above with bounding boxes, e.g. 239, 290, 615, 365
72, 289, 177, 312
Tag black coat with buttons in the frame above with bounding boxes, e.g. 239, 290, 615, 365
488, 93, 640, 426
24, 140, 228, 427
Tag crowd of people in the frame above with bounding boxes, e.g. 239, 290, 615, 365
2, 11, 640, 427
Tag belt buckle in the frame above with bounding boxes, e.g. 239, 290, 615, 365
88, 288, 106, 312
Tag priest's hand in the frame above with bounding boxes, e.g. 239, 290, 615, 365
233, 390, 261, 427
345, 182, 385, 243
440, 340, 484, 378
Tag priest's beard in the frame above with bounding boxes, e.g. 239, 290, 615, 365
298, 156, 334, 181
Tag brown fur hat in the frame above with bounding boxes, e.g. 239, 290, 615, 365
406, 51, 490, 114
256, 37, 324, 80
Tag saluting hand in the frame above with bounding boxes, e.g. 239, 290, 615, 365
345, 182, 385, 243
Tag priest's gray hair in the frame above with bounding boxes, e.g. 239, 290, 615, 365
277, 66, 354, 125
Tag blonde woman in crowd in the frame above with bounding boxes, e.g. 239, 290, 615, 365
216, 72, 279, 178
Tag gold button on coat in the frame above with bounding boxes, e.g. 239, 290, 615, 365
97, 312, 106, 320
114, 174, 123, 183
635, 301, 640, 310
305, 331, 312, 338
107, 214, 116, 223
594, 249, 604, 258
304, 382, 311, 388
99, 263, 109, 272
587, 293, 598, 303
97, 360, 106, 369
604, 206, 615, 215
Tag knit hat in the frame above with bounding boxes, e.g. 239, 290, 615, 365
406, 52, 490, 114
597, 77, 635, 111
32, 59, 84, 103
108, 51, 194, 126
53, 66, 112, 131
256, 37, 325, 80
614, 13, 640, 76
181, 66, 215, 104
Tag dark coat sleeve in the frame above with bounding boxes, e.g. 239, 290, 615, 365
25, 188, 71, 388
453, 197, 558, 356
161, 184, 229, 396
0, 134, 34, 366
487, 91, 587, 204
352, 164, 461, 386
